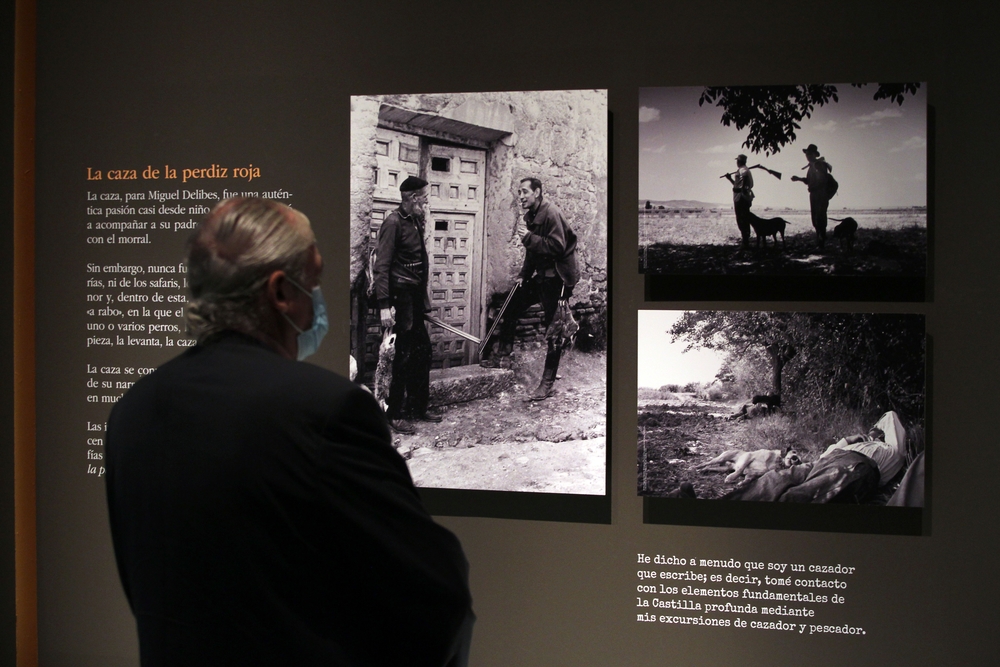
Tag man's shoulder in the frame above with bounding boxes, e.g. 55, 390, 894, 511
377, 210, 403, 236
126, 334, 355, 404
537, 199, 565, 222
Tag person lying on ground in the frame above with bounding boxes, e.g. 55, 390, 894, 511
724, 411, 909, 503
820, 411, 906, 487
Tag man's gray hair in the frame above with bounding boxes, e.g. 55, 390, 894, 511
185, 198, 315, 343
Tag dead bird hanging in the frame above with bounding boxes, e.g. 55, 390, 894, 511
545, 300, 580, 351
373, 330, 395, 413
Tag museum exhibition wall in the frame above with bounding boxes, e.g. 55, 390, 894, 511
7, 1, 1000, 665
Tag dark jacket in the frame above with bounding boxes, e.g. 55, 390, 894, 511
106, 332, 473, 667
804, 158, 833, 194
373, 207, 429, 309
519, 198, 579, 288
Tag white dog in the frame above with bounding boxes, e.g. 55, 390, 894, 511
697, 447, 801, 483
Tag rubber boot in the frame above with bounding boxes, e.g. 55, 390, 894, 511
529, 344, 561, 401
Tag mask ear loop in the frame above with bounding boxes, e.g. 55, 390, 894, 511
280, 275, 311, 334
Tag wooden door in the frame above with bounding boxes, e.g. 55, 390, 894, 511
362, 129, 486, 373
426, 143, 485, 369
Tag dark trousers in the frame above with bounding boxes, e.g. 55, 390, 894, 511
493, 276, 570, 373
734, 198, 752, 247
809, 191, 829, 245
497, 277, 566, 344
387, 287, 431, 419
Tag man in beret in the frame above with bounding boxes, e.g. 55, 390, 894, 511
373, 175, 443, 433
791, 144, 835, 249
481, 177, 579, 401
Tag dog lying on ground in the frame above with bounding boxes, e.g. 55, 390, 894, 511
830, 216, 858, 251
745, 210, 789, 249
697, 446, 801, 483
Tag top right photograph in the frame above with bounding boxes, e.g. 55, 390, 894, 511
639, 83, 927, 293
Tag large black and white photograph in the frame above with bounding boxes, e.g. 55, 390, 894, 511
349, 90, 608, 496
638, 310, 925, 511
639, 84, 927, 284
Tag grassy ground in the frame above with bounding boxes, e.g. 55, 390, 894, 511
637, 393, 914, 503
639, 209, 927, 276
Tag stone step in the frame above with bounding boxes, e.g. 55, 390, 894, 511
428, 365, 515, 407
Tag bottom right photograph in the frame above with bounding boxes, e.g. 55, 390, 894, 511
637, 310, 926, 510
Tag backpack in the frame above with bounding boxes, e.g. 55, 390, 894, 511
826, 174, 839, 200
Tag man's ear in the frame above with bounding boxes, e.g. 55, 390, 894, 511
265, 270, 295, 315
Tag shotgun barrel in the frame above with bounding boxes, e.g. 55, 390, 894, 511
426, 316, 481, 344
478, 282, 520, 354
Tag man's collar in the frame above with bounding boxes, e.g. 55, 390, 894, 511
397, 204, 420, 221
528, 196, 545, 216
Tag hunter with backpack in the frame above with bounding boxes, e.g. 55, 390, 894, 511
791, 143, 838, 249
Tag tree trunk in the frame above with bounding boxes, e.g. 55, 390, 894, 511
765, 342, 797, 397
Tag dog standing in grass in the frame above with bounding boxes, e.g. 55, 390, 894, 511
830, 216, 859, 251
745, 211, 789, 250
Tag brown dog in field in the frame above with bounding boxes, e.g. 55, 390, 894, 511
697, 446, 801, 483
745, 210, 789, 249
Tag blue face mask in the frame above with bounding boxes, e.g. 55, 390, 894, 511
282, 279, 329, 361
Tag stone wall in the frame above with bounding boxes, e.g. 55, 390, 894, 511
349, 96, 380, 288
478, 90, 607, 315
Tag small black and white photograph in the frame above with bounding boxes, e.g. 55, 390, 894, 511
637, 310, 925, 508
349, 90, 608, 496
639, 84, 927, 280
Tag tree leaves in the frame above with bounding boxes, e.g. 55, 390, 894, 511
670, 312, 925, 422
699, 83, 921, 156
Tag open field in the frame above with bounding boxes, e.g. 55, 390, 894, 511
637, 393, 913, 504
639, 208, 927, 275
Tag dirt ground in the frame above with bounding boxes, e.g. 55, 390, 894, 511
399, 345, 607, 494
637, 394, 895, 504
640, 225, 926, 276
638, 394, 742, 499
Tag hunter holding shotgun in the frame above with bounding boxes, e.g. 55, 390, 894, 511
724, 154, 755, 249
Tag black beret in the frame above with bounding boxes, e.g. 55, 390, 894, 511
400, 176, 428, 192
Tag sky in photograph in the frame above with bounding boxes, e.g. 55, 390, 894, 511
639, 84, 927, 209
637, 310, 726, 389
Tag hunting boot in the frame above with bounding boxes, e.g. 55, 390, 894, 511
529, 344, 561, 401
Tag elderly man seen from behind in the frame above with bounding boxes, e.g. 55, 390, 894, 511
105, 198, 474, 667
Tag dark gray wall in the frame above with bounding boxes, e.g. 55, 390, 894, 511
26, 1, 1000, 665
